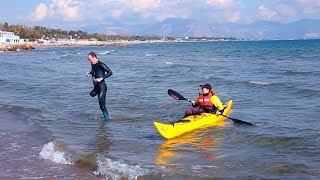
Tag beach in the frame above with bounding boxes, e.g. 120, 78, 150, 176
0, 38, 180, 51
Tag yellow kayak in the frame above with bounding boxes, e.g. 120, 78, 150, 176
154, 100, 233, 139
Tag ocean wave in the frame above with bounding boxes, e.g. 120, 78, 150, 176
282, 70, 314, 76
191, 165, 219, 170
61, 54, 73, 57
39, 142, 73, 165
294, 88, 320, 97
99, 51, 111, 55
0, 103, 41, 113
249, 81, 271, 86
145, 53, 158, 56
163, 61, 174, 65
238, 134, 303, 148
93, 154, 148, 180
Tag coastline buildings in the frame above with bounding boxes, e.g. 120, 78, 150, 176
0, 30, 24, 44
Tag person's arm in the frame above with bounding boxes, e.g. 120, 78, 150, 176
86, 68, 93, 76
210, 95, 224, 111
192, 97, 200, 107
100, 62, 113, 79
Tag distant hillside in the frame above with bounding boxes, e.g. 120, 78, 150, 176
82, 18, 320, 39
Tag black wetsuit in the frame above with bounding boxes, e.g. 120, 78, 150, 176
89, 61, 113, 113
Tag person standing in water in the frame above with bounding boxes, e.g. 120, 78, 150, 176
86, 52, 113, 120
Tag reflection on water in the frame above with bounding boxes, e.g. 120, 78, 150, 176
95, 121, 111, 153
155, 121, 228, 168
75, 121, 110, 171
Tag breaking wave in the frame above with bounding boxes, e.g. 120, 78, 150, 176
249, 81, 271, 86
145, 53, 158, 56
39, 142, 73, 165
164, 61, 174, 65
93, 154, 148, 180
99, 51, 111, 55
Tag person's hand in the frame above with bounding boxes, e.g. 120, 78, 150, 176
95, 77, 103, 83
191, 100, 196, 105
86, 72, 91, 76
215, 110, 221, 115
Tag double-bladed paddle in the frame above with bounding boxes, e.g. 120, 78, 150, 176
168, 89, 254, 125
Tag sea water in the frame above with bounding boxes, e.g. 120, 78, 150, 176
0, 40, 319, 179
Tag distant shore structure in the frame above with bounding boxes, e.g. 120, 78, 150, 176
0, 30, 24, 44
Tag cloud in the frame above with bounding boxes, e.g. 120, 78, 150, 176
206, 0, 239, 8
26, 0, 320, 25
129, 0, 161, 11
227, 11, 241, 22
276, 4, 297, 18
29, 0, 82, 21
28, 0, 243, 23
298, 0, 320, 14
111, 10, 123, 19
30, 3, 49, 21
94, 0, 161, 12
257, 5, 277, 20
101, 0, 188, 21
155, 11, 188, 21
265, 0, 320, 22
50, 0, 82, 20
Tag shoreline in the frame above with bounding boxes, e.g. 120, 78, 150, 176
1, 38, 319, 52
0, 40, 152, 51
2, 40, 151, 52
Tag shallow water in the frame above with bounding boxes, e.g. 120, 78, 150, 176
0, 40, 319, 179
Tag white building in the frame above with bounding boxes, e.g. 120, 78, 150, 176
0, 30, 24, 44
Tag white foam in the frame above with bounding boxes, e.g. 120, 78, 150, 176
62, 54, 72, 57
249, 81, 271, 86
145, 53, 158, 56
163, 61, 174, 65
99, 51, 111, 55
39, 142, 73, 165
93, 155, 148, 180
191, 165, 218, 170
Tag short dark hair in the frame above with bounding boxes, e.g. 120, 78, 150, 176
88, 52, 97, 58
200, 84, 212, 90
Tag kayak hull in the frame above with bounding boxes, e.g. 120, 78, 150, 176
154, 100, 233, 139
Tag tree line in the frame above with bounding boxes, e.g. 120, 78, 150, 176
0, 22, 163, 41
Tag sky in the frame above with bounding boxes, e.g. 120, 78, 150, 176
1, 0, 320, 28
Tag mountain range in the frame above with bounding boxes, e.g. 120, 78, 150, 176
82, 18, 320, 39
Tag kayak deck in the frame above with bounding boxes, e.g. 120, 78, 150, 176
154, 100, 233, 139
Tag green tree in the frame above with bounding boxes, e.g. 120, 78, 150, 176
4, 22, 9, 30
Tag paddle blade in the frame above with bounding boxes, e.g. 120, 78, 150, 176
228, 116, 254, 125
220, 114, 253, 125
168, 89, 188, 101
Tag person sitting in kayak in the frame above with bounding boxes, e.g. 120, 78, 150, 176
185, 84, 224, 116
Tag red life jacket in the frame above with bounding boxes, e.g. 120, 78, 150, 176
198, 92, 214, 108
